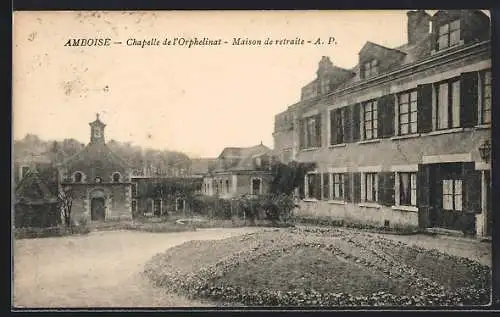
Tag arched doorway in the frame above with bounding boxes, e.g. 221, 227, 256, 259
90, 189, 106, 221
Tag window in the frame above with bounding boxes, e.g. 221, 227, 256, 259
480, 70, 491, 125
399, 172, 417, 206
436, 78, 460, 130
398, 91, 418, 135
282, 149, 292, 163
225, 179, 230, 193
362, 100, 378, 140
94, 127, 101, 137
153, 199, 162, 216
306, 173, 321, 200
21, 166, 30, 180
332, 173, 344, 200
255, 157, 262, 167
131, 200, 137, 213
112, 172, 121, 182
301, 115, 322, 149
437, 19, 461, 51
362, 60, 378, 78
320, 78, 330, 94
364, 173, 378, 202
442, 179, 463, 211
74, 172, 82, 183
251, 178, 262, 195
131, 183, 138, 197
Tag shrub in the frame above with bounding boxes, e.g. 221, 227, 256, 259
238, 195, 262, 224
14, 226, 64, 239
264, 194, 295, 224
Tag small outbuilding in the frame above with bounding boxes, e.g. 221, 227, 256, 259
14, 169, 60, 228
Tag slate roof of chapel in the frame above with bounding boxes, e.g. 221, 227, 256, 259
62, 117, 132, 170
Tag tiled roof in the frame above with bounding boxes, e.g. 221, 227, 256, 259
290, 33, 434, 113
62, 141, 132, 170
213, 144, 272, 172
189, 158, 216, 174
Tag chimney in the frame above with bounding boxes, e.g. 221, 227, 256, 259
407, 10, 431, 45
317, 56, 333, 77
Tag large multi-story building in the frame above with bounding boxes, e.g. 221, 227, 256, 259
273, 10, 491, 238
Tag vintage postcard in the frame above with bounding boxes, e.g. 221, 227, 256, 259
12, 10, 493, 309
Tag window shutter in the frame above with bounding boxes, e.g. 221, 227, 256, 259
344, 173, 352, 202
460, 71, 479, 128
299, 119, 305, 149
314, 174, 322, 200
336, 109, 343, 144
352, 172, 361, 203
417, 84, 433, 133
352, 103, 361, 142
417, 164, 431, 228
315, 114, 322, 147
431, 20, 439, 52
463, 162, 481, 214
343, 106, 352, 143
330, 110, 337, 146
378, 94, 395, 138
322, 173, 330, 200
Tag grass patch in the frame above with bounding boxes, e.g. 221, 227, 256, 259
214, 246, 411, 296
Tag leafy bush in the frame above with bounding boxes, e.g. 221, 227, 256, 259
262, 194, 295, 224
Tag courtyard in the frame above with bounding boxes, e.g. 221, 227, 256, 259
12, 226, 491, 308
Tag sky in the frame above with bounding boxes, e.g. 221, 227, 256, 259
12, 10, 490, 158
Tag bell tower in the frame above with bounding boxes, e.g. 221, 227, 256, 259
89, 113, 106, 144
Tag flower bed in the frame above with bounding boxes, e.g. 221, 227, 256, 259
295, 216, 421, 235
144, 227, 491, 306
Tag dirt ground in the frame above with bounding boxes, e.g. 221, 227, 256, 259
12, 228, 264, 308
12, 226, 492, 308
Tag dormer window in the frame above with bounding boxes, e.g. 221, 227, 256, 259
320, 78, 330, 94
437, 19, 461, 50
74, 172, 83, 183
112, 172, 121, 182
255, 157, 262, 167
362, 60, 378, 79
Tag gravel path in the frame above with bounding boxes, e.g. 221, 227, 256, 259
336, 228, 492, 267
12, 228, 263, 308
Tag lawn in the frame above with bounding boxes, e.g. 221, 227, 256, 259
144, 227, 491, 307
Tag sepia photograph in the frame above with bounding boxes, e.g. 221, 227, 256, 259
12, 9, 492, 309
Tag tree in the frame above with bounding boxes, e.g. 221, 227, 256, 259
269, 161, 317, 197
58, 186, 73, 232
